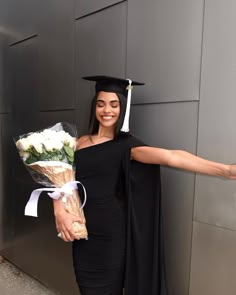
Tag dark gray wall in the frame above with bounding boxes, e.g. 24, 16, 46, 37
0, 1, 78, 294
0, 1, 236, 295
190, 1, 236, 294
0, 2, 14, 258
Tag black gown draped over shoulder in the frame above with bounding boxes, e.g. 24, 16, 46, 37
73, 133, 167, 295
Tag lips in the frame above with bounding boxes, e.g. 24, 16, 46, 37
101, 116, 114, 120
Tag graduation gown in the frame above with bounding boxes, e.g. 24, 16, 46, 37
122, 135, 167, 295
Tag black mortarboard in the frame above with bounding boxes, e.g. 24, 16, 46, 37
83, 75, 144, 132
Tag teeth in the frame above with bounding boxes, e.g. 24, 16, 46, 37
102, 116, 112, 119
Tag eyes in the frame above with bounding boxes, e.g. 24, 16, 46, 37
96, 100, 120, 109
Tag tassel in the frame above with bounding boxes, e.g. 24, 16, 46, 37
121, 79, 133, 132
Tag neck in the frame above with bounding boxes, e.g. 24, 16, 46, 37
97, 126, 115, 139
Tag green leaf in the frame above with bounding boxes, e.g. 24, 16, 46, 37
25, 154, 38, 164
28, 147, 40, 157
67, 155, 74, 164
39, 153, 50, 161
64, 145, 74, 158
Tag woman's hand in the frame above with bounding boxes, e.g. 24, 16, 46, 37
53, 199, 84, 242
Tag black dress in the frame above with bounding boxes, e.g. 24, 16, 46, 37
73, 134, 165, 295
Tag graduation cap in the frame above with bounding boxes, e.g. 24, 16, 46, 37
83, 75, 144, 132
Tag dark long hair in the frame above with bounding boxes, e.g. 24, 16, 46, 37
88, 92, 127, 138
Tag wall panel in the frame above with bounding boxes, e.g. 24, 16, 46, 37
5, 111, 78, 295
130, 101, 198, 295
75, 2, 127, 135
9, 37, 39, 132
2, 35, 78, 295
190, 222, 236, 295
38, 110, 76, 130
75, 0, 124, 19
0, 35, 8, 113
8, 37, 39, 184
194, 0, 236, 230
0, 115, 13, 251
4, 0, 39, 44
127, 0, 204, 103
37, 0, 75, 111
2, 196, 78, 295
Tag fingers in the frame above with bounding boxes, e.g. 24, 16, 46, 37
59, 230, 75, 242
72, 215, 85, 224
57, 224, 75, 242
54, 211, 85, 242
58, 225, 83, 242
57, 225, 85, 241
55, 220, 75, 242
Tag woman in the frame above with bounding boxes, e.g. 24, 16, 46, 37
53, 76, 236, 295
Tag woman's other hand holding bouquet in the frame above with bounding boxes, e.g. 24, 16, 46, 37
53, 198, 85, 242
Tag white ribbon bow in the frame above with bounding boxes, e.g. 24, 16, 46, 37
24, 181, 87, 217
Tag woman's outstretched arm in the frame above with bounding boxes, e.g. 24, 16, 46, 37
131, 146, 236, 179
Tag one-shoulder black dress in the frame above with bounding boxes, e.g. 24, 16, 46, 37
73, 134, 165, 295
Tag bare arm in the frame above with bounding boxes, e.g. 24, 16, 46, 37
131, 146, 236, 179
53, 135, 88, 242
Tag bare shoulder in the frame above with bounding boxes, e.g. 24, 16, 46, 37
76, 135, 90, 150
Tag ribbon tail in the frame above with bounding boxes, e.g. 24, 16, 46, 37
48, 191, 61, 200
24, 190, 42, 217
25, 188, 56, 217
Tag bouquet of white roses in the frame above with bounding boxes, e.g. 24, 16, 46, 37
15, 122, 88, 240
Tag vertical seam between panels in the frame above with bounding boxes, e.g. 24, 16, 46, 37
73, 0, 77, 117
125, 0, 128, 78
188, 0, 206, 294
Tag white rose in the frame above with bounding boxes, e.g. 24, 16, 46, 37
53, 138, 63, 150
27, 133, 43, 145
42, 129, 58, 140
19, 151, 30, 161
43, 138, 63, 152
33, 142, 43, 153
61, 132, 76, 149
67, 137, 76, 149
26, 133, 44, 153
43, 140, 54, 152
56, 130, 67, 142
16, 138, 31, 151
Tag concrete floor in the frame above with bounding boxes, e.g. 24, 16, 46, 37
0, 257, 59, 295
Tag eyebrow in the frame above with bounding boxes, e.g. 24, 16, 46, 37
96, 99, 120, 103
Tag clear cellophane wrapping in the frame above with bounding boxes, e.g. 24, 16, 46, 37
29, 161, 88, 239
15, 122, 88, 240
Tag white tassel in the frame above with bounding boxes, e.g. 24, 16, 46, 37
121, 79, 133, 132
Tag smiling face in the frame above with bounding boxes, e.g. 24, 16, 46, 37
95, 91, 121, 130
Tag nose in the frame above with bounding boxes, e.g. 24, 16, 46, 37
104, 104, 112, 113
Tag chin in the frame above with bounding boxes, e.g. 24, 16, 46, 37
101, 123, 116, 129
98, 118, 118, 127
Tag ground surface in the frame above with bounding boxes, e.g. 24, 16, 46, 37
0, 257, 59, 295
